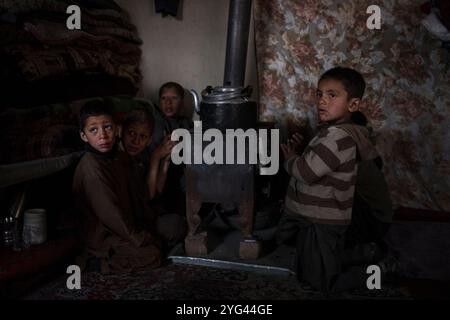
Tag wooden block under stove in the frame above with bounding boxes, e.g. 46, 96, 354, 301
239, 239, 262, 260
185, 232, 208, 256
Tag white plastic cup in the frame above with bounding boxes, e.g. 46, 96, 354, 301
23, 209, 47, 245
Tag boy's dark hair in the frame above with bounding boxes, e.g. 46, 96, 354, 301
319, 67, 366, 99
122, 107, 155, 133
159, 82, 185, 99
79, 99, 115, 131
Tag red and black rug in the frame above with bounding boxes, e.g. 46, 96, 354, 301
24, 263, 410, 300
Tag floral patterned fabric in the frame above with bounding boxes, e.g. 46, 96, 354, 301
254, 0, 450, 212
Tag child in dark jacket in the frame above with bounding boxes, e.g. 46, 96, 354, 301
148, 82, 193, 217
73, 100, 161, 274
120, 106, 187, 253
149, 82, 193, 153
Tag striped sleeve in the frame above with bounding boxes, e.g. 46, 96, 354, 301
284, 127, 355, 184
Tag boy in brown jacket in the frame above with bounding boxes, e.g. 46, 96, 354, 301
73, 100, 161, 273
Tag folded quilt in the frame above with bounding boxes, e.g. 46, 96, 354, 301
2, 43, 141, 84
24, 19, 142, 45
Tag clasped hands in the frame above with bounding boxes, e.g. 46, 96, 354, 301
280, 132, 304, 160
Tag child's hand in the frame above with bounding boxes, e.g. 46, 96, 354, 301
162, 154, 171, 172
289, 133, 304, 152
281, 133, 303, 159
281, 143, 296, 160
154, 135, 175, 159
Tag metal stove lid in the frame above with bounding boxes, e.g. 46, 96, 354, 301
201, 85, 252, 103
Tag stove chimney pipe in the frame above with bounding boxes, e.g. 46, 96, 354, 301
223, 0, 252, 87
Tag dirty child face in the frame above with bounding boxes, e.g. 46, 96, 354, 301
316, 78, 360, 124
122, 122, 152, 156
80, 115, 117, 153
160, 87, 182, 118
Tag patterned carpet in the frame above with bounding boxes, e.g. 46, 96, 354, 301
24, 263, 411, 300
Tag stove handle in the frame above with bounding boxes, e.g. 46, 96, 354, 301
189, 89, 200, 114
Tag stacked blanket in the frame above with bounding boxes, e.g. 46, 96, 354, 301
0, 0, 142, 108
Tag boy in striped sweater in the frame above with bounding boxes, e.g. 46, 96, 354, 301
277, 67, 391, 293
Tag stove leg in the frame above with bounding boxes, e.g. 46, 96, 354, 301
238, 179, 261, 260
238, 193, 254, 239
185, 197, 208, 256
186, 197, 203, 237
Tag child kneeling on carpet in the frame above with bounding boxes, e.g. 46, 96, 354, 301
73, 100, 161, 273
277, 67, 395, 294
120, 106, 187, 253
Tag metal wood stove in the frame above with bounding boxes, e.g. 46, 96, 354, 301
184, 0, 261, 259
